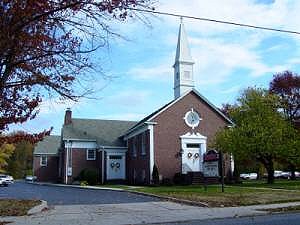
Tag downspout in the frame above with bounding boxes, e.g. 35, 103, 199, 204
65, 140, 69, 184
101, 147, 105, 184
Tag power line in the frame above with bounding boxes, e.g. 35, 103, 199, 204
127, 7, 300, 36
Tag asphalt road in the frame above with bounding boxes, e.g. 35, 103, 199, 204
0, 181, 159, 205
147, 212, 300, 225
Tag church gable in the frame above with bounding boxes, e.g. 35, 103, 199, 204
148, 89, 233, 127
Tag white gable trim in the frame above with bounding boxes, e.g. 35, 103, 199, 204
124, 89, 234, 136
123, 122, 157, 140
124, 89, 234, 138
147, 89, 234, 125
62, 138, 96, 142
101, 146, 127, 149
64, 140, 97, 149
34, 153, 58, 156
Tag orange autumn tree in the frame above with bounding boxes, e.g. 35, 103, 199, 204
0, 0, 154, 143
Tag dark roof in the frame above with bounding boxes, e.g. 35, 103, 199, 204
62, 119, 137, 147
34, 135, 61, 155
126, 89, 234, 134
128, 99, 175, 131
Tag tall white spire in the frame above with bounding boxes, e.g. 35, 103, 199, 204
173, 19, 195, 99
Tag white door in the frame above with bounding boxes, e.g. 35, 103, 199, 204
107, 155, 125, 180
182, 144, 202, 173
180, 132, 207, 174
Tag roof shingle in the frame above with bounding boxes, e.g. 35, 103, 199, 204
34, 135, 61, 155
62, 119, 137, 147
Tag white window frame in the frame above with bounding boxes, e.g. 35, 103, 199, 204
86, 149, 96, 160
141, 133, 146, 156
40, 155, 47, 167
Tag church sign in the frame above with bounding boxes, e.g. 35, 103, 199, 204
203, 150, 219, 177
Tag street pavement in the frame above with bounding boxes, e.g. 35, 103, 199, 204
145, 212, 300, 225
2, 181, 300, 225
0, 181, 159, 205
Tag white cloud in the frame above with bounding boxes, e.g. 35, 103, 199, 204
123, 0, 300, 87
220, 85, 242, 94
158, 0, 298, 36
105, 90, 151, 107
97, 113, 146, 121
127, 58, 173, 81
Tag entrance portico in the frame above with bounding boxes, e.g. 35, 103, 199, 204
180, 132, 207, 174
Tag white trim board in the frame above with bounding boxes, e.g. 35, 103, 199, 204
124, 89, 234, 137
147, 89, 234, 125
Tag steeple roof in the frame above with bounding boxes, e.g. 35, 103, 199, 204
174, 20, 194, 64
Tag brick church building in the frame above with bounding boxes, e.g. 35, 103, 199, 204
33, 21, 234, 184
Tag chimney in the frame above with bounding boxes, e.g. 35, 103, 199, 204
64, 108, 72, 125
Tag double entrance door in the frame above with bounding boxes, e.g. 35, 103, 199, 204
106, 154, 125, 180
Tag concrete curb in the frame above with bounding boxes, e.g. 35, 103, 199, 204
30, 181, 124, 191
125, 190, 209, 207
27, 200, 48, 215
31, 182, 209, 207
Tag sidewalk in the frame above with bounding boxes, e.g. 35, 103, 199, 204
2, 201, 300, 225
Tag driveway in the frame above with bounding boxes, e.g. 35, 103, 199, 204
0, 181, 159, 205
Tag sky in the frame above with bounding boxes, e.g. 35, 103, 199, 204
11, 0, 300, 135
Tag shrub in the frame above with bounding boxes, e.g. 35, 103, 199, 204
173, 173, 183, 184
80, 181, 88, 186
152, 164, 159, 185
161, 178, 173, 186
77, 169, 98, 185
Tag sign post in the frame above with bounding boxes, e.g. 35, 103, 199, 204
219, 151, 224, 193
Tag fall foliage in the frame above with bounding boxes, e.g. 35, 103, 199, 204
270, 70, 300, 123
6, 139, 34, 178
0, 0, 154, 143
0, 143, 15, 173
215, 88, 297, 184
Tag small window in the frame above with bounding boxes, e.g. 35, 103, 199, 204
86, 149, 96, 160
109, 155, 122, 160
141, 133, 146, 156
40, 155, 47, 166
132, 137, 137, 157
186, 143, 200, 148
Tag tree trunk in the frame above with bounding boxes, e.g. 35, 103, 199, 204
289, 164, 296, 180
259, 156, 274, 184
266, 164, 274, 184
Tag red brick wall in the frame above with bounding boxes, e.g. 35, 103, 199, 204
126, 130, 150, 184
151, 92, 229, 180
69, 148, 101, 183
33, 155, 59, 182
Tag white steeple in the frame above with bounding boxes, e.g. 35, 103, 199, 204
173, 19, 195, 99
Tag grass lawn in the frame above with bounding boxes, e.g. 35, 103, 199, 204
233, 179, 300, 190
131, 184, 300, 207
0, 199, 40, 217
100, 180, 300, 207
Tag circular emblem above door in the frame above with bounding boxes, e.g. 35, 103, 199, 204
184, 108, 201, 129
